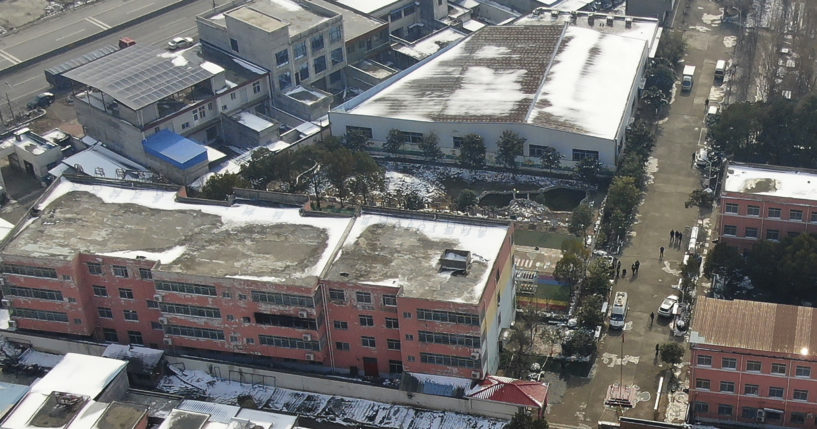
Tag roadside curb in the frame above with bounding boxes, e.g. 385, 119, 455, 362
0, 0, 196, 77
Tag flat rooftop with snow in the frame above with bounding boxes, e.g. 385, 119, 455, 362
722, 162, 817, 200
335, 24, 647, 140
324, 212, 510, 303
2, 178, 352, 286
215, 0, 337, 35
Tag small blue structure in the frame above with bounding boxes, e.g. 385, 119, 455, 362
142, 130, 208, 170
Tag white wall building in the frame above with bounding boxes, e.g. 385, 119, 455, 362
329, 24, 649, 170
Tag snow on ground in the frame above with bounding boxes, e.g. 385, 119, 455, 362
723, 35, 737, 48
159, 367, 275, 405
158, 369, 508, 429
382, 162, 582, 201
385, 171, 446, 201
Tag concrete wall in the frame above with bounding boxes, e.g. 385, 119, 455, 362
75, 101, 148, 164
221, 112, 280, 149
328, 112, 618, 168
0, 329, 519, 419
167, 354, 521, 420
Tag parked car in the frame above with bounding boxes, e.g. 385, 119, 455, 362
657, 295, 679, 318
118, 37, 136, 49
167, 37, 194, 50
26, 92, 55, 110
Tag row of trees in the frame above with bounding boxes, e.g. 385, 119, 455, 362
201, 135, 385, 209
552, 238, 613, 357
640, 32, 687, 116
596, 122, 656, 247
382, 128, 570, 175
705, 233, 817, 304
707, 94, 817, 168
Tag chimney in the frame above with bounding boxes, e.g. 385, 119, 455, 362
625, 17, 633, 28
606, 15, 614, 26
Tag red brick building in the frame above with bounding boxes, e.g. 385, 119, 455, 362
689, 297, 817, 426
0, 177, 514, 379
718, 162, 817, 251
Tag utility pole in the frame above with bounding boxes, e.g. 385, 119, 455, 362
5, 91, 14, 122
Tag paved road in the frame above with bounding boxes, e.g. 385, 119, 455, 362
546, 0, 737, 426
0, 0, 189, 71
0, 0, 229, 113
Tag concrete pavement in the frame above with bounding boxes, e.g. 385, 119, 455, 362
0, 0, 235, 118
545, 0, 738, 426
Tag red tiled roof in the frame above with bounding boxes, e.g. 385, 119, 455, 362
467, 375, 548, 408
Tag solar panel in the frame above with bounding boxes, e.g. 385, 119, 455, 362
63, 45, 216, 111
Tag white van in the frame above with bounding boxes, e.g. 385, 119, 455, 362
609, 291, 628, 329
714, 60, 726, 80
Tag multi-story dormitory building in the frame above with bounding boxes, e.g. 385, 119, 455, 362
0, 176, 514, 380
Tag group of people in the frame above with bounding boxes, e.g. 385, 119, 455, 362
613, 259, 640, 279
669, 229, 684, 247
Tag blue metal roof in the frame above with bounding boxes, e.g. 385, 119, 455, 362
0, 382, 30, 420
143, 130, 208, 170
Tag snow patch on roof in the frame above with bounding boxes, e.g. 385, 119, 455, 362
528, 26, 646, 139
31, 353, 126, 398
444, 66, 527, 117
394, 28, 466, 61
99, 245, 187, 264
723, 163, 817, 200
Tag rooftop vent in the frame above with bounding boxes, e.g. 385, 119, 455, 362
606, 15, 614, 26
550, 10, 559, 18
625, 17, 633, 28
440, 249, 471, 274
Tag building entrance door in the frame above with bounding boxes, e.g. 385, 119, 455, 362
362, 357, 378, 377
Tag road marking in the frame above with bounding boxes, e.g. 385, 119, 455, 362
55, 28, 86, 42
12, 75, 40, 86
85, 16, 111, 30
170, 26, 196, 38
125, 1, 155, 14
0, 49, 21, 64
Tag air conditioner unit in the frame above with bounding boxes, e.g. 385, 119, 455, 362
298, 310, 308, 318
7, 320, 17, 330
305, 353, 315, 361
302, 334, 312, 341
158, 317, 168, 325
153, 294, 163, 302
1, 299, 11, 307
163, 337, 173, 345
471, 370, 481, 379
756, 409, 766, 422
470, 351, 481, 360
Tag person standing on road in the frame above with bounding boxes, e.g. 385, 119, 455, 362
617, 260, 621, 273
678, 232, 683, 246
631, 263, 636, 275
622, 269, 627, 278
649, 312, 655, 327
655, 344, 660, 358
635, 260, 640, 274
670, 229, 675, 244
659, 246, 664, 259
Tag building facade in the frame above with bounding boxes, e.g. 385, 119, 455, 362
0, 177, 514, 379
717, 162, 817, 251
196, 0, 347, 97
329, 24, 648, 171
689, 297, 817, 427
64, 45, 270, 184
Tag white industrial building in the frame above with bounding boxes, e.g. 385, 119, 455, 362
329, 24, 649, 170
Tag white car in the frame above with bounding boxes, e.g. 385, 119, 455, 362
657, 295, 679, 318
167, 37, 194, 50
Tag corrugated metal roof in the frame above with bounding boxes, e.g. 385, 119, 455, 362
690, 297, 817, 356
178, 401, 240, 424
466, 376, 548, 408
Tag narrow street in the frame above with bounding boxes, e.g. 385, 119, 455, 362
546, 0, 738, 426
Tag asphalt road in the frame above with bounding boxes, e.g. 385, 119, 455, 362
0, 0, 228, 113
